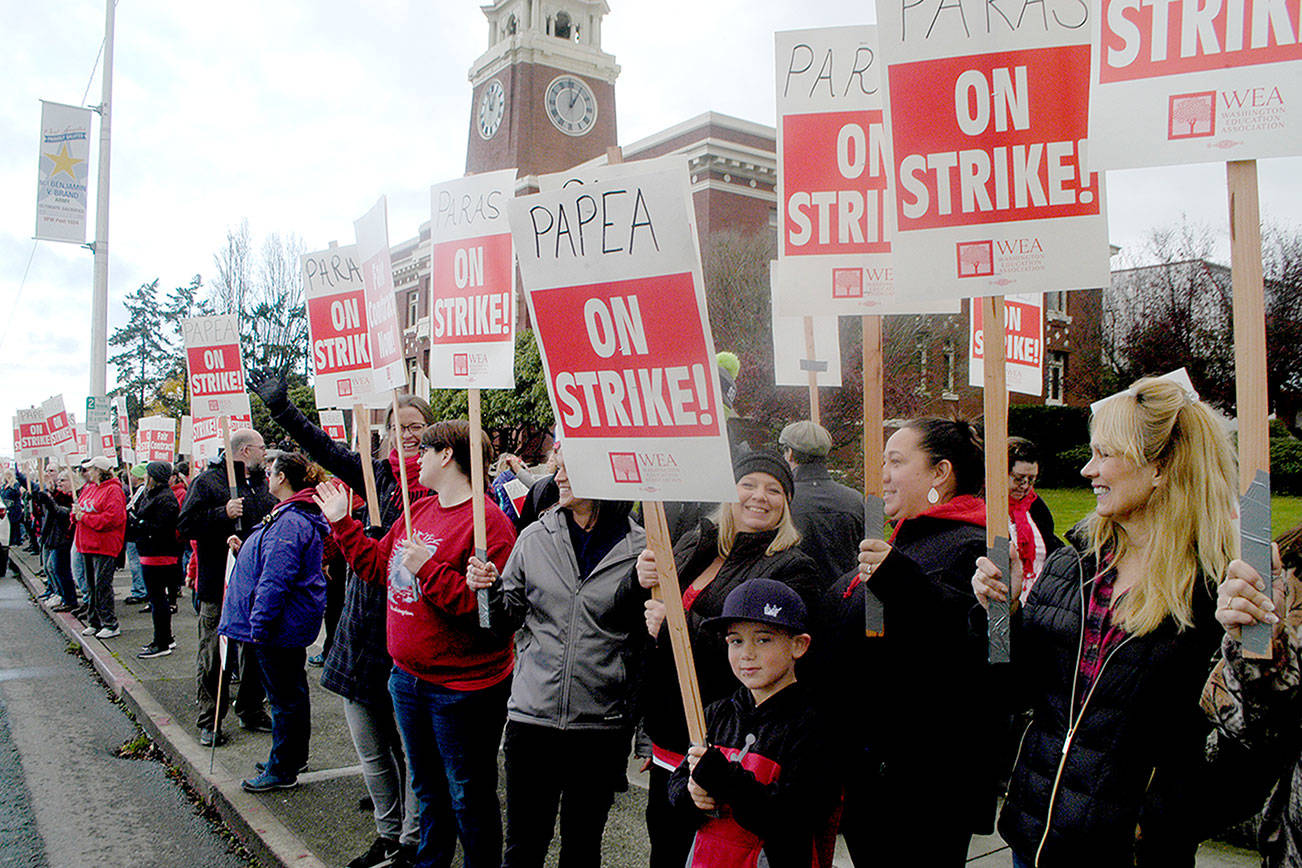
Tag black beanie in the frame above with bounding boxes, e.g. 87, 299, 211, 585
732, 449, 794, 500
146, 461, 172, 485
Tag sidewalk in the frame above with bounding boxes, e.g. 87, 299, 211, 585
5, 547, 1260, 867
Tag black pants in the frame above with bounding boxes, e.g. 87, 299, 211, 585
82, 552, 118, 631
646, 763, 698, 868
842, 760, 973, 867
502, 721, 629, 868
141, 562, 178, 648
254, 644, 310, 779
196, 601, 264, 730
321, 554, 346, 658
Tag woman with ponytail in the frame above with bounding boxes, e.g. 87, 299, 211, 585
973, 376, 1237, 866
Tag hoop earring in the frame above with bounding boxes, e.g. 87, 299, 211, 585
927, 487, 940, 504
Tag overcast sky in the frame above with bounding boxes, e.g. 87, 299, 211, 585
4, 0, 1301, 457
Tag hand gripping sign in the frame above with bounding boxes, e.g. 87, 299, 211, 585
183, 315, 252, 418
354, 197, 407, 392
304, 243, 384, 406
430, 170, 518, 389
508, 162, 737, 504
874, 0, 1112, 302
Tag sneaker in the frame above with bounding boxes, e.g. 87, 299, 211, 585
95, 626, 121, 639
307, 653, 325, 667
140, 604, 152, 613
81, 625, 98, 636
199, 728, 228, 747
240, 716, 273, 733
346, 836, 401, 868
50, 603, 75, 613
123, 594, 147, 605
240, 770, 297, 793
137, 643, 172, 659
45, 596, 62, 607
255, 759, 309, 774
71, 605, 88, 618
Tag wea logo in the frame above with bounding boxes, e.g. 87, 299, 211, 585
1168, 91, 1216, 139
956, 241, 995, 278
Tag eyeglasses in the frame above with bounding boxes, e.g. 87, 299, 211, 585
392, 423, 426, 435
1010, 474, 1037, 486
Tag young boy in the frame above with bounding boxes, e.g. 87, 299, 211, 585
667, 577, 834, 867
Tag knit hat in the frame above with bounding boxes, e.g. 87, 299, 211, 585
146, 461, 172, 485
778, 421, 832, 458
703, 578, 808, 634
732, 449, 794, 500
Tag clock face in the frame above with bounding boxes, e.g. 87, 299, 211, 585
477, 79, 505, 140
544, 75, 597, 137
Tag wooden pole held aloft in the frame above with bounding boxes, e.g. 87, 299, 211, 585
982, 296, 1012, 664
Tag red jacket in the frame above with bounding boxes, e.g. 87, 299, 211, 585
332, 493, 516, 691
74, 479, 127, 557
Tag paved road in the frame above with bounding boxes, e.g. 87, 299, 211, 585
0, 572, 253, 868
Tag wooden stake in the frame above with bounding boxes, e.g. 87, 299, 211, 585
468, 388, 491, 628
643, 500, 708, 745
1229, 160, 1273, 660
982, 296, 1012, 663
861, 314, 885, 638
803, 316, 821, 425
213, 414, 241, 763
390, 392, 415, 541
352, 403, 382, 528
220, 416, 238, 496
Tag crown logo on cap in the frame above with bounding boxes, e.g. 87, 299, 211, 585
763, 604, 782, 617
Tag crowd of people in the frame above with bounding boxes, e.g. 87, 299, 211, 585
4, 371, 1302, 868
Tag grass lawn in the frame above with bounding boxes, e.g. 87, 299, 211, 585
1039, 487, 1302, 539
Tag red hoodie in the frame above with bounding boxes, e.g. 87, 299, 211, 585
331, 493, 516, 691
74, 478, 127, 557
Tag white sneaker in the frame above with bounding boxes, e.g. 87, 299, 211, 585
95, 627, 121, 639
81, 626, 97, 636
45, 596, 62, 607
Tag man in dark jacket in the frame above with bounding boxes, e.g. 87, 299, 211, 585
779, 421, 864, 584
177, 427, 277, 746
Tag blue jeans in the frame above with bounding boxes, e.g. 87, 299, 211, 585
253, 644, 310, 779
125, 541, 146, 597
389, 667, 508, 868
45, 547, 76, 607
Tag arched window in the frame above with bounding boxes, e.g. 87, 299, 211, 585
505, 13, 517, 35
554, 11, 572, 39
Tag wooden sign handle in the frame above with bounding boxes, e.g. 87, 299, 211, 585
390, 391, 415, 542
644, 500, 708, 745
219, 415, 238, 495
982, 296, 1012, 664
352, 403, 383, 528
803, 316, 821, 425
861, 314, 885, 638
468, 388, 491, 628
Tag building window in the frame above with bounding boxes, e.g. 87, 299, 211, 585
408, 291, 419, 329
1047, 351, 1067, 405
554, 11, 572, 39
942, 338, 957, 397
1045, 290, 1070, 322
915, 333, 930, 396
505, 13, 517, 35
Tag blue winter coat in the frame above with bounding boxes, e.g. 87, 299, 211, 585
219, 492, 328, 648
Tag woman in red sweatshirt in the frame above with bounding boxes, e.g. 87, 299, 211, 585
75, 456, 127, 639
315, 420, 516, 868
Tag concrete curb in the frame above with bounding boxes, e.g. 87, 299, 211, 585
9, 550, 326, 868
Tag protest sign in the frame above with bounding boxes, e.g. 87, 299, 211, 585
770, 288, 842, 388
17, 409, 50, 460
113, 395, 129, 445
191, 415, 251, 462
969, 292, 1044, 396
1089, 0, 1302, 168
70, 420, 90, 464
354, 198, 407, 392
874, 0, 1112, 301
429, 170, 517, 388
509, 161, 736, 503
42, 395, 76, 456
35, 101, 92, 244
98, 422, 115, 456
320, 409, 348, 443
183, 315, 251, 418
303, 243, 387, 406
137, 416, 177, 463
180, 416, 193, 457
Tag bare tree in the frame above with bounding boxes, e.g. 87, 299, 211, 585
246, 231, 309, 377
211, 219, 254, 317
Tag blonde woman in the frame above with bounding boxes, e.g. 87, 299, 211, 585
974, 377, 1237, 867
637, 450, 821, 868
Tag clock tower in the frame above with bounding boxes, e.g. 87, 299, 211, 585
466, 1, 619, 181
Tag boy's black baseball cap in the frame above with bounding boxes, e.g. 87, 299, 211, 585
703, 578, 807, 634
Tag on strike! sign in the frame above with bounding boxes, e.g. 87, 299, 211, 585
303, 243, 383, 406
17, 408, 51, 459
429, 169, 517, 389
191, 415, 252, 462
875, 0, 1112, 301
968, 292, 1044, 395
1089, 0, 1302, 167
42, 395, 75, 456
137, 416, 177, 463
508, 163, 736, 502
354, 197, 407, 392
183, 315, 251, 418
98, 422, 115, 455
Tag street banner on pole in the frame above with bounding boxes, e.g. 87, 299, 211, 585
303, 244, 386, 406
354, 197, 408, 391
1089, 1, 1302, 169
42, 395, 76, 456
874, 0, 1112, 302
429, 170, 518, 388
509, 162, 736, 502
320, 409, 348, 443
35, 100, 92, 244
969, 292, 1044, 396
137, 416, 177, 463
183, 315, 251, 418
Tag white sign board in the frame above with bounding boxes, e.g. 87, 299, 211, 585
968, 292, 1044, 396
304, 244, 386, 407
183, 315, 251, 417
354, 197, 407, 392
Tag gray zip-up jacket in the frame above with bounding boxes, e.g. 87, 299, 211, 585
489, 506, 646, 731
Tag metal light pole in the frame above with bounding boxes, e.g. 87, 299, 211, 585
89, 0, 115, 399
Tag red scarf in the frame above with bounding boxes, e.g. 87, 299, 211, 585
889, 493, 986, 542
387, 449, 431, 502
1009, 490, 1040, 583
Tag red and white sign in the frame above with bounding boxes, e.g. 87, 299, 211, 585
69, 419, 90, 464
98, 422, 115, 455
183, 315, 251, 417
1090, 0, 1302, 167
303, 244, 385, 407
320, 409, 348, 443
41, 395, 76, 456
875, 0, 1111, 301
354, 197, 407, 392
968, 292, 1044, 396
180, 415, 193, 457
113, 395, 129, 445
509, 163, 736, 502
191, 414, 252, 462
137, 416, 177, 463
429, 170, 517, 389
17, 408, 50, 459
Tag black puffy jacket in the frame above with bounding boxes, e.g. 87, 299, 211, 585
177, 459, 275, 603
995, 544, 1222, 866
128, 483, 181, 560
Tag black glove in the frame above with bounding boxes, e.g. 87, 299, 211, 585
247, 370, 289, 412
